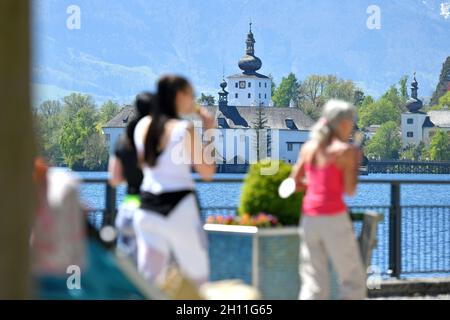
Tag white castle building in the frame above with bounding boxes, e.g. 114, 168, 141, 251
401, 75, 450, 147
103, 24, 314, 168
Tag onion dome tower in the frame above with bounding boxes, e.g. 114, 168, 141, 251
238, 23, 262, 75
405, 73, 423, 113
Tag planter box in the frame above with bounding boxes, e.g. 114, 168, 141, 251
205, 212, 382, 299
204, 224, 339, 299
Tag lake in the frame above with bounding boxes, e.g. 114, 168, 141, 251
77, 171, 450, 278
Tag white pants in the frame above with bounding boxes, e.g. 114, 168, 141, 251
299, 213, 367, 300
133, 194, 209, 286
115, 201, 138, 264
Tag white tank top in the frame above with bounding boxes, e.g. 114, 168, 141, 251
134, 116, 195, 194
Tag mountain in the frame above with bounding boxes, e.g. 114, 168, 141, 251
32, 0, 450, 106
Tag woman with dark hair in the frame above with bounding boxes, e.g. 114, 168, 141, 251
108, 92, 154, 262
133, 75, 216, 286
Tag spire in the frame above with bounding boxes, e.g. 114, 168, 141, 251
218, 77, 228, 108
238, 22, 262, 74
411, 72, 418, 100
246, 22, 255, 55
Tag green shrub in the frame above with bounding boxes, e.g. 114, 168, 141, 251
238, 160, 304, 226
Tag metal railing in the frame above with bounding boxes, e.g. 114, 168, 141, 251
81, 177, 450, 278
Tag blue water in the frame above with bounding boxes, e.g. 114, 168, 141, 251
77, 171, 450, 278
78, 172, 450, 209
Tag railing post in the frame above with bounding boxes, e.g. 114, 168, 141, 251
105, 184, 117, 226
389, 182, 401, 278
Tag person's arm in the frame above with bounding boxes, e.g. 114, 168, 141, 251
290, 144, 307, 192
187, 107, 217, 181
340, 146, 360, 196
108, 155, 125, 186
188, 124, 216, 181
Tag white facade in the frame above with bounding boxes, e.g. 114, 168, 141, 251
202, 127, 309, 165
401, 113, 427, 146
278, 130, 310, 164
103, 127, 124, 155
227, 76, 272, 107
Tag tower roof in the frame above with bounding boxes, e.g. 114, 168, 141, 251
238, 22, 262, 74
405, 73, 423, 113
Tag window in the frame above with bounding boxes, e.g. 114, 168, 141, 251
287, 143, 293, 151
105, 134, 110, 142
248, 82, 251, 87
248, 93, 251, 99
259, 82, 261, 87
235, 82, 238, 88
259, 93, 261, 98
407, 118, 413, 124
265, 82, 267, 88
407, 132, 414, 137
265, 94, 267, 99
235, 93, 238, 99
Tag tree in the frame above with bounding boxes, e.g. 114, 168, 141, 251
298, 75, 328, 110
400, 142, 425, 161
60, 105, 99, 169
251, 107, 269, 161
34, 100, 64, 165
298, 74, 361, 120
358, 97, 401, 129
272, 73, 300, 107
430, 91, 450, 110
399, 75, 409, 102
364, 121, 401, 160
382, 85, 404, 112
98, 100, 120, 125
269, 74, 276, 97
429, 130, 450, 161
62, 93, 96, 120
197, 93, 215, 106
430, 56, 450, 106
83, 133, 109, 170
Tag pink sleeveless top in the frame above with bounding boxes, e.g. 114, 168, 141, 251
302, 161, 347, 216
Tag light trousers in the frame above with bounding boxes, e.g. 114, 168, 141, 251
133, 194, 209, 286
299, 212, 367, 300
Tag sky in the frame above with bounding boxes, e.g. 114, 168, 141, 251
31, 0, 450, 106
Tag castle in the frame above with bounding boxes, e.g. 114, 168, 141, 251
103, 24, 315, 168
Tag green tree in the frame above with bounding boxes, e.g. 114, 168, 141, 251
358, 97, 401, 129
400, 142, 425, 161
62, 93, 96, 120
364, 121, 401, 160
429, 130, 450, 161
60, 105, 100, 169
197, 93, 215, 106
429, 91, 450, 110
430, 56, 450, 106
399, 75, 409, 102
298, 74, 361, 120
98, 100, 120, 125
34, 100, 64, 165
83, 132, 109, 170
269, 74, 276, 97
272, 73, 300, 107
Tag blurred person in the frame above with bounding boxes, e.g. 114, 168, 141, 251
108, 92, 155, 262
291, 99, 366, 300
133, 75, 216, 286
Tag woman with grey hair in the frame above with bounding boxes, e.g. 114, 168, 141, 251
291, 99, 366, 300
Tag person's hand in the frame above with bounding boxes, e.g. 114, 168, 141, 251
198, 106, 216, 130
